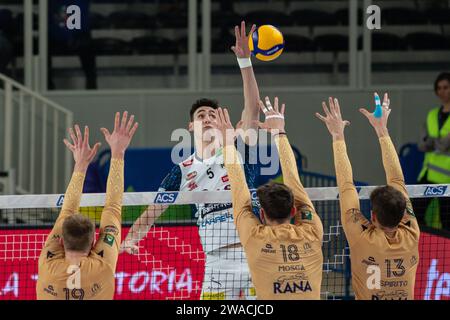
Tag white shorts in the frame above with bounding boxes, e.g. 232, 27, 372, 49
200, 246, 256, 300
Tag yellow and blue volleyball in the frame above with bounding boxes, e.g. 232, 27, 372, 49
248, 25, 284, 61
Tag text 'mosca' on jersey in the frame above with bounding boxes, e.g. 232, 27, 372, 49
154, 192, 179, 204
424, 185, 447, 196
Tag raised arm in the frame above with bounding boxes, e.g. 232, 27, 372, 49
232, 21, 260, 140
360, 93, 418, 231
217, 107, 259, 246
44, 125, 100, 248
259, 97, 321, 233
93, 112, 138, 268
316, 98, 370, 247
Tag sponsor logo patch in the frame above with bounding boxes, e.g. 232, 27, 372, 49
186, 171, 197, 181
103, 225, 119, 236
182, 159, 194, 167
103, 234, 115, 247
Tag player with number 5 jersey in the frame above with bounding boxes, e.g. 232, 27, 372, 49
122, 21, 262, 300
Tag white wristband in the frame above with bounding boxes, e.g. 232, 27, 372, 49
266, 115, 285, 120
237, 57, 252, 69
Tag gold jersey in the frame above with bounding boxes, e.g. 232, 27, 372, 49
224, 135, 324, 300
333, 137, 420, 300
36, 159, 124, 300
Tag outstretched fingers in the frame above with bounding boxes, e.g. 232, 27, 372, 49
88, 142, 101, 161
240, 20, 246, 38
114, 112, 120, 132
63, 138, 75, 152
359, 107, 372, 120
126, 114, 135, 133
100, 127, 111, 140
315, 112, 327, 123
120, 111, 128, 132
280, 103, 286, 115
83, 126, 90, 147
273, 97, 279, 112
223, 108, 231, 125
68, 127, 78, 146
259, 100, 268, 114
74, 124, 83, 147
128, 122, 139, 139
334, 98, 342, 118
322, 101, 332, 118
265, 96, 272, 110
216, 108, 224, 125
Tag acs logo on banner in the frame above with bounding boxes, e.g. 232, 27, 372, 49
154, 192, 178, 204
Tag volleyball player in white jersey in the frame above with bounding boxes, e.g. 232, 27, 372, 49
122, 22, 262, 300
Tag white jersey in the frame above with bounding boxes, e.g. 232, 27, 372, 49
158, 143, 259, 253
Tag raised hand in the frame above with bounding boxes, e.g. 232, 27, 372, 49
258, 96, 286, 134
231, 21, 256, 59
359, 92, 391, 138
64, 124, 101, 172
101, 111, 138, 158
120, 240, 139, 255
315, 97, 350, 141
215, 107, 235, 146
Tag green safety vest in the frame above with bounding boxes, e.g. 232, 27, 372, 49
418, 107, 450, 183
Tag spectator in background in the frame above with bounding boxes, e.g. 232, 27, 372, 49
48, 0, 97, 89
416, 72, 450, 230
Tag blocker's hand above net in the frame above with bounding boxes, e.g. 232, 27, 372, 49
101, 111, 138, 158
63, 124, 101, 172
215, 107, 235, 146
315, 97, 350, 141
258, 96, 286, 135
359, 92, 391, 138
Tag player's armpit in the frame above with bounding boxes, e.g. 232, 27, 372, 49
399, 200, 420, 238
342, 208, 371, 246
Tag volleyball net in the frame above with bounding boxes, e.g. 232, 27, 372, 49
0, 185, 449, 300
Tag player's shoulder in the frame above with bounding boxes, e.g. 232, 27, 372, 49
86, 253, 116, 273
397, 221, 420, 241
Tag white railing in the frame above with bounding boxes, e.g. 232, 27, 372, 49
0, 73, 73, 195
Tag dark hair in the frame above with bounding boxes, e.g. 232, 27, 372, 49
434, 72, 450, 93
370, 186, 406, 228
257, 182, 294, 222
190, 98, 219, 121
62, 215, 95, 252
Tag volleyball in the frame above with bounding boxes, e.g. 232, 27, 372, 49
248, 25, 284, 61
